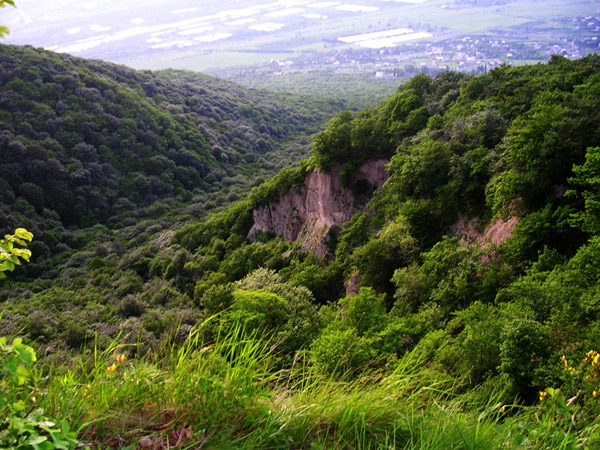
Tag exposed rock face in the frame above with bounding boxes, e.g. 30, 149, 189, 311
248, 159, 389, 257
452, 213, 519, 248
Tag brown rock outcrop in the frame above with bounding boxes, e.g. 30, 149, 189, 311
248, 159, 389, 257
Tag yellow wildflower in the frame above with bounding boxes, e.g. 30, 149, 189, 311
560, 355, 576, 374
593, 391, 598, 398
583, 350, 599, 366
539, 391, 548, 402
115, 354, 127, 364
106, 363, 118, 373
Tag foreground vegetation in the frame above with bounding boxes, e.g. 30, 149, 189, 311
3, 315, 600, 449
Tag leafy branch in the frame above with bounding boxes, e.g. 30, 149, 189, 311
0, 228, 33, 279
0, 0, 16, 38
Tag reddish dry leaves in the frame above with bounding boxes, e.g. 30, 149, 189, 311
79, 410, 198, 450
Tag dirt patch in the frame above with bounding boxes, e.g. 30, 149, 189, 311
452, 213, 519, 248
451, 214, 482, 242
480, 215, 519, 247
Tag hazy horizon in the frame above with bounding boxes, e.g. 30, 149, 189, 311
2, 0, 598, 72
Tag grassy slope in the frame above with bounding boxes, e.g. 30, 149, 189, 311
25, 320, 597, 449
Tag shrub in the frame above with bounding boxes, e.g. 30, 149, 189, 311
338, 287, 388, 336
500, 318, 550, 401
234, 269, 322, 357
310, 328, 376, 376
310, 288, 388, 376
454, 301, 503, 384
224, 290, 288, 335
117, 294, 147, 317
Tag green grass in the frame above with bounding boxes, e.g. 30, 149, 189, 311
18, 317, 598, 449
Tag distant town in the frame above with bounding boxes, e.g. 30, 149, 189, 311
230, 14, 600, 80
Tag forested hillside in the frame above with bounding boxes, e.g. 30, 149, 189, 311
0, 45, 342, 234
2, 53, 600, 449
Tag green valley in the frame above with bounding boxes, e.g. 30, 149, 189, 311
2, 45, 600, 449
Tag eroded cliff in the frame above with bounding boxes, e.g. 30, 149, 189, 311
248, 159, 389, 257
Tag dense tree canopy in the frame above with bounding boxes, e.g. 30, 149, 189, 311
0, 45, 341, 235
